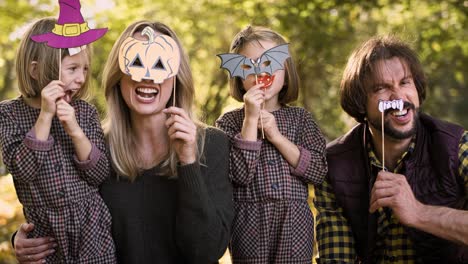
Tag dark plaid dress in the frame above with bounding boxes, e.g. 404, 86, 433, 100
0, 97, 116, 263
216, 106, 327, 264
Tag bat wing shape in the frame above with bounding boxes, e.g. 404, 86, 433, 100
257, 43, 290, 75
217, 53, 256, 80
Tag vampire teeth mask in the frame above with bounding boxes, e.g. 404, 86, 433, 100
217, 43, 290, 80
378, 99, 404, 113
119, 26, 181, 83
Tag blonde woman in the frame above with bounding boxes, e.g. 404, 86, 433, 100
12, 20, 234, 264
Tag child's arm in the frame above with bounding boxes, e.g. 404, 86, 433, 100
241, 84, 264, 141
259, 109, 300, 167
0, 103, 53, 182
58, 101, 109, 186
216, 111, 262, 186
34, 80, 66, 140
56, 99, 92, 161
260, 109, 327, 185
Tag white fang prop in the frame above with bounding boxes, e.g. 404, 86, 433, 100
378, 99, 403, 113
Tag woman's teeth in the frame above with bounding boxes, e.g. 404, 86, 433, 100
136, 87, 159, 98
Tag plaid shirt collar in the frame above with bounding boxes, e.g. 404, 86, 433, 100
367, 135, 416, 173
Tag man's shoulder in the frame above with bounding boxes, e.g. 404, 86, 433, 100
326, 124, 365, 156
420, 113, 464, 139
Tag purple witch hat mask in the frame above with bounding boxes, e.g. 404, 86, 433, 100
31, 0, 107, 49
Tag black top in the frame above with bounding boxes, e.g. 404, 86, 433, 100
100, 127, 234, 264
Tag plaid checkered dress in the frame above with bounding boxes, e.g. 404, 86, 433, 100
0, 97, 116, 263
216, 106, 327, 264
315, 131, 468, 263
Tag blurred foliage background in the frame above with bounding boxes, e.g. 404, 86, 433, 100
0, 0, 467, 263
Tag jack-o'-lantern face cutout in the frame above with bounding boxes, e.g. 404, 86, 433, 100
119, 26, 180, 83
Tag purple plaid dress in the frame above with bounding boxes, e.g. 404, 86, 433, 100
0, 97, 116, 263
216, 106, 327, 264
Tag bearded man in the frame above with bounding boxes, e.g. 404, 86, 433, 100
315, 36, 468, 264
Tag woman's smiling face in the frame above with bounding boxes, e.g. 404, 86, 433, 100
119, 31, 174, 117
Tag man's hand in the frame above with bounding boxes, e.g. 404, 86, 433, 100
369, 171, 423, 226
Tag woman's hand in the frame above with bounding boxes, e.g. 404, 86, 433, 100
14, 223, 56, 263
40, 81, 65, 117
164, 107, 197, 165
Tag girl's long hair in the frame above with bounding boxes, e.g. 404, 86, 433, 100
16, 17, 91, 100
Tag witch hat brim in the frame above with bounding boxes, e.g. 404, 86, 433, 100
31, 27, 108, 49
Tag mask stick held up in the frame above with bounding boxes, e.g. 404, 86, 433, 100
378, 99, 404, 171
255, 74, 265, 139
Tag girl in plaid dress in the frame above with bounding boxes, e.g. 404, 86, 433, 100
0, 18, 116, 263
216, 26, 328, 263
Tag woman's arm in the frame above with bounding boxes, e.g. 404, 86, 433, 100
175, 128, 234, 263
72, 104, 110, 186
291, 109, 328, 185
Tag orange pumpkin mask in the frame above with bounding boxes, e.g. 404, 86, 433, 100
119, 26, 180, 83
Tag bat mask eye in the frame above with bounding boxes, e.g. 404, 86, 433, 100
241, 64, 252, 70
262, 61, 271, 67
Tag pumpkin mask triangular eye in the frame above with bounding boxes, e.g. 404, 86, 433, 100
130, 54, 144, 68
152, 57, 166, 70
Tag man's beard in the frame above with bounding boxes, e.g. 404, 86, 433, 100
368, 101, 418, 140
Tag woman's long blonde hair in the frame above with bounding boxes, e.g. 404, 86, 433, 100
102, 20, 205, 180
